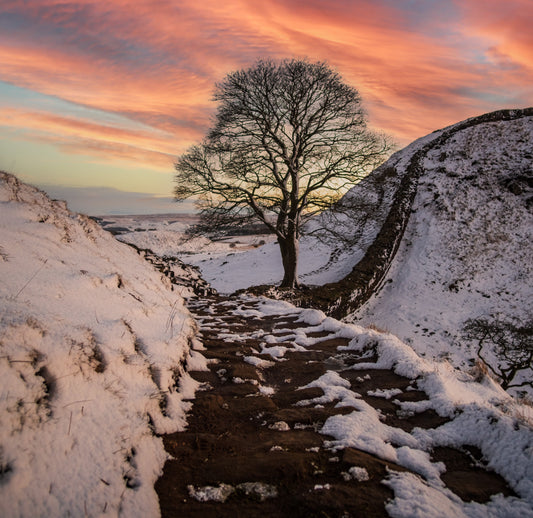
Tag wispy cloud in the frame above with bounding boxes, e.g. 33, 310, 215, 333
1, 106, 177, 166
457, 0, 533, 71
0, 0, 531, 196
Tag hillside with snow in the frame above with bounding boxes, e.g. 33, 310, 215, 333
157, 108, 531, 397
350, 110, 532, 395
0, 172, 204, 517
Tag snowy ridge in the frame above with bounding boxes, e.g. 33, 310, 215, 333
352, 110, 533, 394
0, 173, 200, 517
297, 108, 533, 318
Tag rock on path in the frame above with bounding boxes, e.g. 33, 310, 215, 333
156, 295, 516, 517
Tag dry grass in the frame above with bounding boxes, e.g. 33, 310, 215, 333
367, 323, 390, 334
468, 358, 490, 383
0, 246, 8, 262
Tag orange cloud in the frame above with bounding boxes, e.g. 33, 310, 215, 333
0, 43, 211, 121
210, 0, 513, 140
0, 0, 531, 176
456, 0, 533, 72
1, 107, 176, 168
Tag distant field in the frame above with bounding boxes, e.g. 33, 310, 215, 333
94, 213, 274, 238
92, 213, 201, 235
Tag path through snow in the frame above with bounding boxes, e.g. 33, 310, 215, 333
156, 295, 532, 517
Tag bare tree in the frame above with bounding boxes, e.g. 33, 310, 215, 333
463, 317, 533, 390
174, 59, 391, 288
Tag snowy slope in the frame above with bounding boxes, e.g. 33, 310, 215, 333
158, 108, 532, 395
352, 113, 533, 394
175, 126, 444, 292
0, 173, 203, 517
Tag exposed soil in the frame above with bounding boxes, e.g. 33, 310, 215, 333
156, 295, 516, 517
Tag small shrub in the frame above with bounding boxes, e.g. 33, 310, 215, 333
467, 358, 490, 383
463, 317, 533, 390
0, 448, 13, 484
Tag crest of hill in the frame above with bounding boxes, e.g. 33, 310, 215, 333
347, 109, 532, 393
297, 108, 532, 311
0, 172, 202, 517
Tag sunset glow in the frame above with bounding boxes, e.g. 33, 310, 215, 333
0, 0, 531, 212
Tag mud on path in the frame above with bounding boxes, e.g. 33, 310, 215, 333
156, 295, 515, 517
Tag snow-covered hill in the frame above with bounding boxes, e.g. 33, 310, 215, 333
168, 108, 532, 396
0, 173, 204, 517
351, 110, 533, 395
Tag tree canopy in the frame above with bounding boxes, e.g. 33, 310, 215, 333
174, 58, 391, 288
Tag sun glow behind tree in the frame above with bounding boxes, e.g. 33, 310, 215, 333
174, 59, 391, 288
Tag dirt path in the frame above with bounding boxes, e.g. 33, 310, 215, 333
155, 295, 515, 517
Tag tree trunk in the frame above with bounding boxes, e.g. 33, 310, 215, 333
278, 235, 300, 288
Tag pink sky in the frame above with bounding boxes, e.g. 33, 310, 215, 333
0, 0, 531, 211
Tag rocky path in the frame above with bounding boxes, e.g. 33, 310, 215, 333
156, 295, 516, 517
